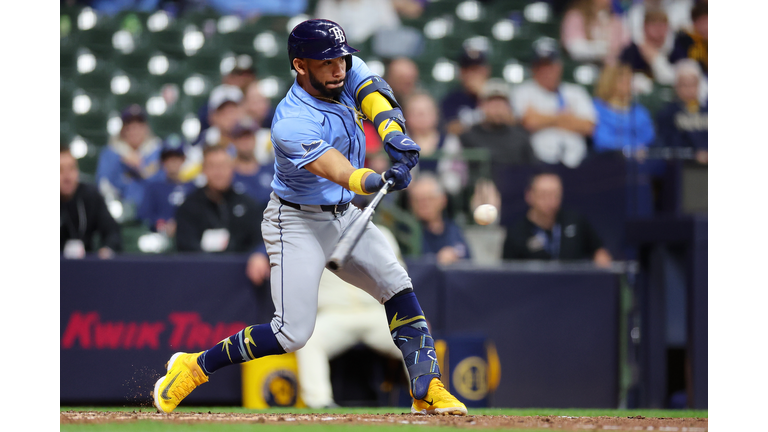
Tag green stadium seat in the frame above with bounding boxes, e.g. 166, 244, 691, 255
72, 61, 115, 94
184, 52, 223, 82
149, 110, 186, 138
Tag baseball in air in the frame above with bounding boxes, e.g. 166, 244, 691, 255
473, 204, 498, 226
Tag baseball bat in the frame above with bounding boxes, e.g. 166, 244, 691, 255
327, 179, 395, 271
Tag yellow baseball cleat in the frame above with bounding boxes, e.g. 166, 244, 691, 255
411, 378, 468, 416
152, 352, 209, 413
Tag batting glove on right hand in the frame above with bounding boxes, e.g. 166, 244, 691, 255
383, 162, 412, 191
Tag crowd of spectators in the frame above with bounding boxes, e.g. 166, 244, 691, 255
61, 0, 708, 271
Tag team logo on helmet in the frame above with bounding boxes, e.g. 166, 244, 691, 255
329, 26, 345, 43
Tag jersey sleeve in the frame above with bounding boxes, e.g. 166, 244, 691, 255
271, 116, 332, 169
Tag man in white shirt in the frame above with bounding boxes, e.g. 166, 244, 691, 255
511, 37, 596, 168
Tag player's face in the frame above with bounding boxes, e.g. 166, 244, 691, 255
306, 57, 347, 98
203, 150, 234, 192
60, 152, 79, 198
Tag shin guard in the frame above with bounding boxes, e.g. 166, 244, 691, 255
384, 290, 440, 400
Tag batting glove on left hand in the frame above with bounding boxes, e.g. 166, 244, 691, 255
384, 133, 420, 170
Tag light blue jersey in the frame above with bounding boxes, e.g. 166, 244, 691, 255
270, 56, 376, 205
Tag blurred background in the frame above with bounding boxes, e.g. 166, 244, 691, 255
60, 0, 707, 412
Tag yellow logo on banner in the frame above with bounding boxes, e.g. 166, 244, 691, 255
263, 370, 298, 407
452, 356, 488, 401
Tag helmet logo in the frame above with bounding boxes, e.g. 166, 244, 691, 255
329, 26, 345, 43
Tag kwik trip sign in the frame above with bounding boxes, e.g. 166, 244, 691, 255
61, 311, 246, 351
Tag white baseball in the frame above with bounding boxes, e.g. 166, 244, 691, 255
473, 204, 498, 226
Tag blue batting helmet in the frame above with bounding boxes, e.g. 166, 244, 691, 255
288, 19, 359, 71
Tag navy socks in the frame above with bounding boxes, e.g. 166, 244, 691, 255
197, 323, 285, 375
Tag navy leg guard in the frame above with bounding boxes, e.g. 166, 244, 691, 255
384, 290, 440, 400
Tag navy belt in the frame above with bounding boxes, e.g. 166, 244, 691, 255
279, 197, 350, 214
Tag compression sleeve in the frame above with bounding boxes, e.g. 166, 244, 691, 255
357, 80, 404, 139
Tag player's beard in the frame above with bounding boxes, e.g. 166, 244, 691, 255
309, 69, 344, 99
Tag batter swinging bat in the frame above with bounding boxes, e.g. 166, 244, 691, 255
327, 178, 395, 271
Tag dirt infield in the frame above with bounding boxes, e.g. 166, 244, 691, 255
60, 411, 708, 431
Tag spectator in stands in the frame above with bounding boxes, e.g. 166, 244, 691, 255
242, 81, 273, 129
403, 92, 466, 196
195, 84, 244, 148
61, 146, 122, 259
296, 225, 405, 409
385, 57, 421, 103
619, 8, 675, 88
655, 59, 707, 164
503, 172, 612, 267
512, 37, 596, 168
240, 81, 275, 164
460, 78, 535, 171
626, 0, 694, 51
440, 46, 490, 136
314, 0, 402, 44
408, 173, 471, 265
96, 104, 161, 213
560, 0, 629, 65
175, 145, 270, 285
183, 84, 245, 182
198, 55, 256, 132
669, 2, 707, 75
206, 0, 308, 17
88, 0, 161, 15
592, 64, 655, 155
230, 118, 275, 206
137, 134, 195, 237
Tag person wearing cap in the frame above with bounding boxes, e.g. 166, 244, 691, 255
230, 117, 275, 206
137, 134, 196, 237
95, 103, 162, 213
459, 78, 535, 171
197, 54, 257, 133
182, 84, 245, 182
511, 37, 596, 168
439, 46, 490, 136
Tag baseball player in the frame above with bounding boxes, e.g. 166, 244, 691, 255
153, 19, 467, 416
